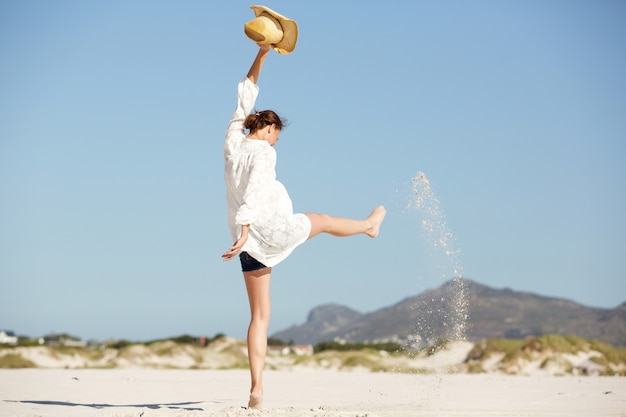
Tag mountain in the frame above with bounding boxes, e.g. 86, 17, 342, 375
271, 279, 626, 347
272, 303, 363, 344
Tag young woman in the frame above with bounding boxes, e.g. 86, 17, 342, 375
222, 44, 386, 409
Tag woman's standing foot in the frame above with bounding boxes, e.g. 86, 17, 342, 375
248, 392, 263, 409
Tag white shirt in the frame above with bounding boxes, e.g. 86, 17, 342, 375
224, 77, 311, 267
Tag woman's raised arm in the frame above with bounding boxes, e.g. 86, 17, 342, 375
246, 44, 271, 84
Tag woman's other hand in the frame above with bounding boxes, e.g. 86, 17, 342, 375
222, 225, 250, 261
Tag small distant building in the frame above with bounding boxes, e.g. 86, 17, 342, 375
291, 344, 314, 356
0, 330, 18, 345
268, 345, 291, 355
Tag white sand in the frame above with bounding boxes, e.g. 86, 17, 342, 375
1, 369, 625, 417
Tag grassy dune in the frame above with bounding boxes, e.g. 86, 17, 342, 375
1, 335, 625, 375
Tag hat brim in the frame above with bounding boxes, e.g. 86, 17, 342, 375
250, 5, 298, 54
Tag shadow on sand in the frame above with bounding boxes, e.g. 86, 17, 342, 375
5, 399, 210, 411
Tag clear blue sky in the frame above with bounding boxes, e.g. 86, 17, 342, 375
1, 0, 624, 342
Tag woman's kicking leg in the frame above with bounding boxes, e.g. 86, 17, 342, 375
306, 205, 386, 239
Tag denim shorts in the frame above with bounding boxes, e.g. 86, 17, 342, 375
239, 251, 268, 272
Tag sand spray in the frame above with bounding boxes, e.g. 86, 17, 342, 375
409, 171, 469, 347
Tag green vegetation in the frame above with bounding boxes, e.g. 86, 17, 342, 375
467, 335, 597, 367
588, 339, 626, 364
0, 354, 36, 368
4, 333, 625, 374
108, 340, 134, 349
53, 346, 108, 361
338, 352, 381, 370
268, 337, 291, 346
154, 343, 175, 356
464, 335, 626, 376
466, 362, 485, 374
16, 337, 41, 347
521, 335, 589, 354
539, 356, 573, 375
117, 333, 226, 348
217, 342, 249, 369
466, 338, 525, 362
145, 334, 199, 346
314, 341, 403, 354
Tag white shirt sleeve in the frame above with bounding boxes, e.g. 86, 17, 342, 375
224, 77, 259, 156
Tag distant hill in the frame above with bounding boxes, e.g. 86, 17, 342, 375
271, 279, 626, 347
273, 303, 363, 345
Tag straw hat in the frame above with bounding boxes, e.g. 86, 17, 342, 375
244, 5, 298, 54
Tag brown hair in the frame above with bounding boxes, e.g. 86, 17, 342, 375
244, 110, 288, 134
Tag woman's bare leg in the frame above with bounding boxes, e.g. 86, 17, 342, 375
243, 267, 272, 409
306, 205, 386, 239
240, 205, 385, 408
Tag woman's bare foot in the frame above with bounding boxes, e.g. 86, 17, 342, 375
248, 392, 263, 409
366, 206, 386, 238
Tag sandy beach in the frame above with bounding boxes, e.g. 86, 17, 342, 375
1, 369, 625, 417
